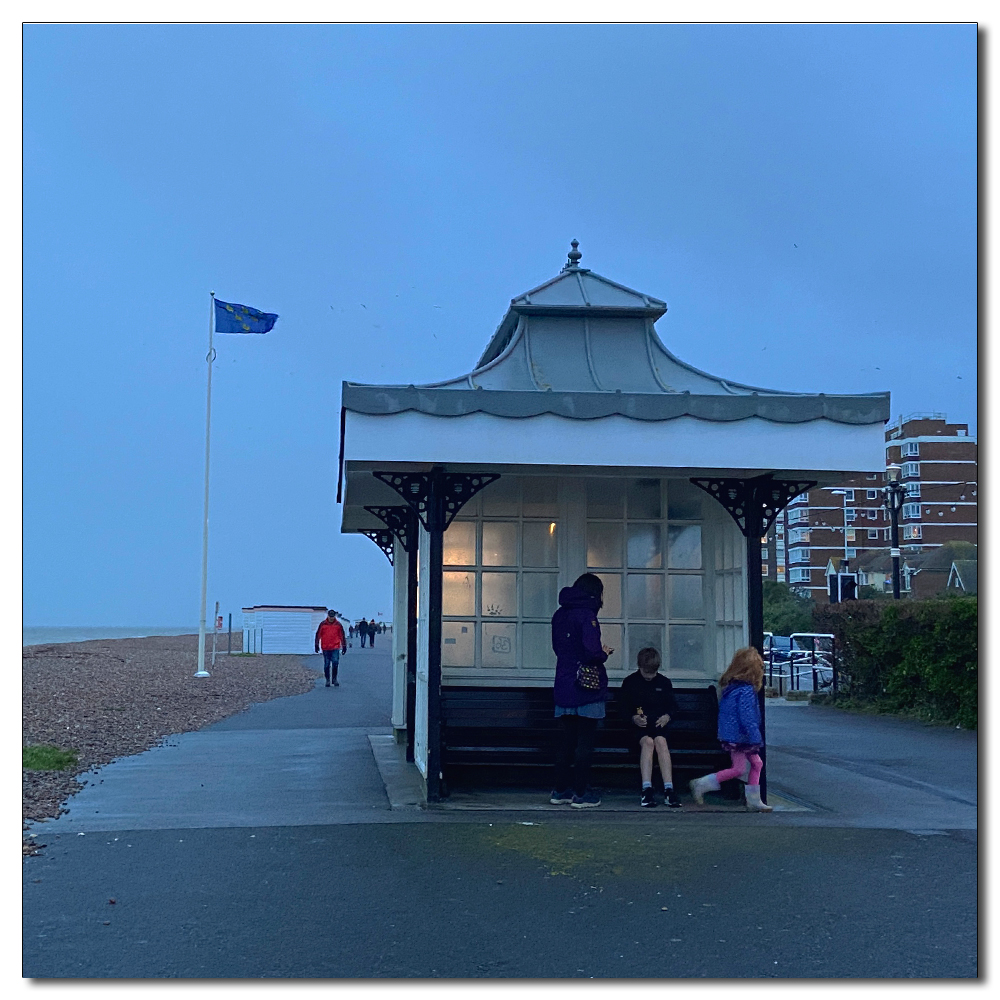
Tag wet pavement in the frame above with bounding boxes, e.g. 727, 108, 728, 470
23, 647, 978, 978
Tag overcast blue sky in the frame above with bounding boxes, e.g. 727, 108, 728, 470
23, 23, 977, 627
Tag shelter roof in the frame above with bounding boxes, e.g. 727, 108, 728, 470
343, 243, 890, 426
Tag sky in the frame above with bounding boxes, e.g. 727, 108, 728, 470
22, 23, 977, 627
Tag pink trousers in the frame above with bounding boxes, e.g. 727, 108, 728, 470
715, 750, 762, 786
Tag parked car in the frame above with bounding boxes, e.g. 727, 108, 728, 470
763, 634, 793, 664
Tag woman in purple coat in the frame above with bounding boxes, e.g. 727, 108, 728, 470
550, 573, 615, 808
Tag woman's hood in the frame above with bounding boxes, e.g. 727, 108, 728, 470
558, 586, 602, 611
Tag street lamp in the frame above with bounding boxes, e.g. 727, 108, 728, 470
883, 465, 904, 599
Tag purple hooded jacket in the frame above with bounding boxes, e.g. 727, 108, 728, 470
551, 585, 610, 708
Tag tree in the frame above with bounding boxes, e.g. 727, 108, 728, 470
762, 581, 813, 636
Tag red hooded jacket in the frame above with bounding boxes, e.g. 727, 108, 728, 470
315, 618, 346, 651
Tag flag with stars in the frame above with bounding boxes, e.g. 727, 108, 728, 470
214, 298, 279, 334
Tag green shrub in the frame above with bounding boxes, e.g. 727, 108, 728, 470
813, 598, 978, 729
763, 581, 813, 636
23, 744, 79, 771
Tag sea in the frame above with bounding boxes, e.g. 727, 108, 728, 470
23, 626, 199, 647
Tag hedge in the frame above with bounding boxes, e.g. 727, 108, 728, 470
813, 597, 978, 729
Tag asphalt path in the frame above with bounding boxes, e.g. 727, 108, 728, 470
23, 646, 978, 979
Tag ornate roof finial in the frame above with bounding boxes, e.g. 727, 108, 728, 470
564, 239, 583, 270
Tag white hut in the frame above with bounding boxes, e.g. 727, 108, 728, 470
241, 605, 328, 655
338, 243, 889, 801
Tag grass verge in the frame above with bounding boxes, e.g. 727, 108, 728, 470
23, 744, 79, 771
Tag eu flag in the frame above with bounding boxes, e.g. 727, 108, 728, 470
214, 299, 278, 334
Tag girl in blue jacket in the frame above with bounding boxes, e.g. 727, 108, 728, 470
689, 647, 772, 812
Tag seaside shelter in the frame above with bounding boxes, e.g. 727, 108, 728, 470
338, 243, 890, 801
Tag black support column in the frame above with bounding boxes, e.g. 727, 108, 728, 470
364, 505, 419, 761
691, 474, 816, 805
373, 469, 499, 802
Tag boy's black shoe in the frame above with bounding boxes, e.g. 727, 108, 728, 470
664, 787, 682, 808
640, 787, 657, 808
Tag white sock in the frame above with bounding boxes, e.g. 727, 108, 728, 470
642, 781, 652, 790
663, 782, 673, 790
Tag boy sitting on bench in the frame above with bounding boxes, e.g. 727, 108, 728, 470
618, 647, 682, 808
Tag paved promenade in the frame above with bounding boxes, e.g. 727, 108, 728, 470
23, 647, 977, 978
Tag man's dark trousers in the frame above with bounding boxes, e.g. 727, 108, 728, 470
322, 649, 341, 683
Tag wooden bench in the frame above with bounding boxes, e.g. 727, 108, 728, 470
440, 685, 736, 794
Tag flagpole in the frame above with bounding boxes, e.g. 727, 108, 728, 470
195, 292, 216, 678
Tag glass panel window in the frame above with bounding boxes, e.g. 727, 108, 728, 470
443, 521, 476, 566
586, 478, 625, 518
521, 622, 555, 671
627, 574, 663, 619
521, 573, 558, 619
442, 572, 475, 616
481, 572, 517, 617
669, 624, 704, 674
595, 573, 622, 619
600, 623, 623, 675
628, 478, 661, 519
480, 478, 520, 516
521, 478, 558, 517
667, 481, 702, 520
441, 622, 474, 667
628, 623, 663, 664
522, 521, 558, 566
667, 525, 702, 569
482, 522, 517, 566
668, 575, 703, 620
627, 524, 662, 568
482, 622, 517, 668
587, 522, 623, 568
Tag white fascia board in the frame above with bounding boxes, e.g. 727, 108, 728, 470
344, 410, 886, 476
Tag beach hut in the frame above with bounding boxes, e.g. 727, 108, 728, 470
338, 243, 889, 801
241, 605, 328, 655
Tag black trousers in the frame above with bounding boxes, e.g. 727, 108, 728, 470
553, 714, 599, 795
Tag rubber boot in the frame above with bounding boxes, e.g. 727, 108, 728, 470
688, 773, 721, 805
745, 785, 773, 812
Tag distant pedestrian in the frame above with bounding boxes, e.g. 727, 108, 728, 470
315, 610, 347, 688
368, 619, 377, 647
689, 647, 772, 812
549, 573, 614, 809
358, 619, 369, 648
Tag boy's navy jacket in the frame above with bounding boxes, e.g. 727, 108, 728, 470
551, 585, 609, 708
617, 670, 679, 725
716, 680, 763, 746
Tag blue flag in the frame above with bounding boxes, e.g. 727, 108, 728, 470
214, 298, 278, 334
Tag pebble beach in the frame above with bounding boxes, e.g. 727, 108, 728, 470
22, 634, 317, 852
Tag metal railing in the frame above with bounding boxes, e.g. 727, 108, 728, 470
765, 633, 838, 697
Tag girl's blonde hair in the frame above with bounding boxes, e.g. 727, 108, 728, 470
719, 647, 764, 692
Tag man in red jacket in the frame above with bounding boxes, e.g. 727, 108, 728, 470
315, 610, 347, 687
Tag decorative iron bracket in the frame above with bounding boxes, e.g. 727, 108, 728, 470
691, 474, 817, 537
363, 505, 418, 553
360, 529, 395, 565
374, 470, 500, 530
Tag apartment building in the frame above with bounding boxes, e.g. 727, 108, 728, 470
763, 413, 977, 602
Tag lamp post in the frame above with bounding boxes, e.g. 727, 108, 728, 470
883, 464, 904, 599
